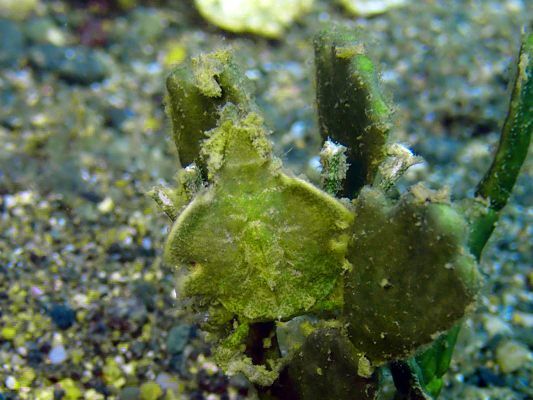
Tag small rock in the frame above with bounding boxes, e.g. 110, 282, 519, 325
512, 311, 533, 328
24, 17, 67, 46
107, 242, 138, 262
166, 324, 191, 355
194, 0, 314, 38
481, 314, 513, 338
84, 389, 106, 400
28, 44, 107, 84
49, 304, 76, 330
0, 0, 39, 20
118, 387, 141, 400
105, 107, 135, 130
155, 372, 180, 390
139, 382, 162, 400
48, 345, 67, 364
228, 373, 250, 395
133, 281, 157, 312
468, 366, 507, 387
58, 378, 82, 399
103, 358, 125, 387
26, 349, 44, 367
71, 294, 89, 309
5, 375, 17, 390
0, 18, 25, 68
495, 340, 533, 374
98, 197, 114, 213
168, 353, 186, 376
128, 7, 167, 44
1, 324, 17, 340
197, 368, 228, 393
457, 386, 523, 399
107, 297, 147, 334
339, 0, 409, 16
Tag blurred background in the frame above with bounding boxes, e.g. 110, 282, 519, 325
0, 0, 532, 398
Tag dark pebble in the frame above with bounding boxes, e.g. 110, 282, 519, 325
133, 281, 157, 312
107, 242, 138, 262
129, 340, 145, 359
106, 297, 147, 334
26, 349, 45, 367
39, 342, 52, 354
23, 17, 62, 45
197, 369, 228, 393
49, 304, 76, 330
118, 386, 141, 400
220, 393, 230, 400
0, 18, 25, 68
188, 390, 205, 400
87, 321, 109, 342
79, 19, 110, 48
168, 353, 187, 377
229, 374, 250, 395
166, 324, 191, 355
93, 384, 113, 397
79, 191, 103, 203
467, 366, 508, 388
0, 88, 16, 110
28, 44, 107, 84
30, 252, 48, 267
135, 365, 149, 380
105, 107, 135, 130
1, 116, 23, 130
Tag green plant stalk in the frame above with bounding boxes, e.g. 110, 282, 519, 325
390, 358, 432, 400
413, 25, 533, 399
476, 30, 533, 211
165, 49, 256, 172
471, 28, 533, 255
314, 25, 392, 196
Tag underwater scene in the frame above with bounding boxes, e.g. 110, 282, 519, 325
1, 0, 532, 399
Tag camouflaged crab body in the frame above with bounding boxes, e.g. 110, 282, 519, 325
158, 103, 480, 380
163, 107, 353, 325
151, 26, 483, 388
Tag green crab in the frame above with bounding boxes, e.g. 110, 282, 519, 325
151, 104, 353, 384
149, 34, 485, 390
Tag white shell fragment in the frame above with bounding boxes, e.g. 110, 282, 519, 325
194, 0, 314, 38
339, 0, 409, 16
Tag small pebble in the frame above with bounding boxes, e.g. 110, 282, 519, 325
28, 44, 108, 84
166, 324, 191, 355
140, 382, 163, 400
155, 372, 180, 390
24, 17, 67, 46
5, 376, 17, 390
0, 18, 24, 67
495, 340, 533, 374
511, 311, 533, 328
118, 387, 141, 400
48, 345, 67, 364
339, 0, 409, 16
49, 304, 76, 330
98, 197, 115, 213
481, 314, 513, 338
